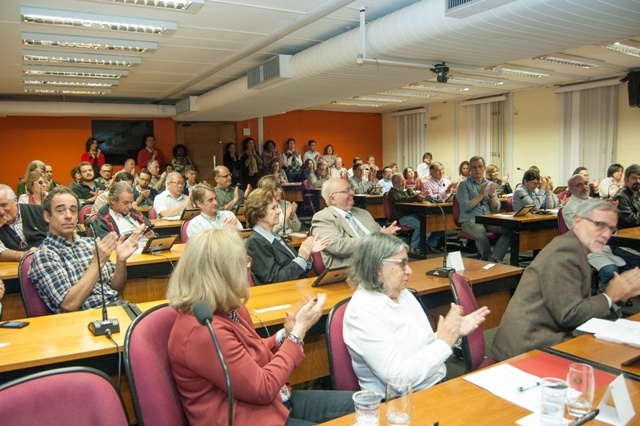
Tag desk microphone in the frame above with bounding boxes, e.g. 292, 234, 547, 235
193, 300, 233, 426
87, 223, 120, 337
426, 201, 455, 277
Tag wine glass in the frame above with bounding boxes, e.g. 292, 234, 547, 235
566, 363, 595, 418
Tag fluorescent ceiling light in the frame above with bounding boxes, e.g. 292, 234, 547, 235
23, 65, 129, 79
23, 77, 119, 87
404, 83, 470, 92
21, 6, 177, 35
83, 0, 204, 12
489, 66, 549, 78
331, 101, 381, 108
448, 76, 505, 86
23, 50, 141, 66
533, 55, 599, 69
22, 32, 157, 53
24, 86, 112, 95
350, 95, 407, 103
378, 90, 435, 98
602, 42, 640, 58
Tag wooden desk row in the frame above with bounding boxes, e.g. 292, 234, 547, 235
320, 350, 640, 426
0, 257, 522, 386
610, 226, 640, 251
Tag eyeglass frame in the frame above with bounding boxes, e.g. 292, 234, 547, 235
382, 257, 410, 270
582, 216, 618, 235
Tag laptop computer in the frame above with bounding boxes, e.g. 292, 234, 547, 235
312, 266, 350, 287
553, 186, 567, 194
140, 235, 178, 254
180, 208, 201, 220
368, 186, 383, 195
512, 204, 535, 217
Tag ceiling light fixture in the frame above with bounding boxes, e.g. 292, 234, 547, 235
489, 67, 549, 78
350, 96, 407, 103
23, 50, 142, 66
331, 101, 381, 108
448, 76, 505, 86
24, 86, 112, 95
602, 42, 640, 58
23, 65, 129, 79
22, 32, 157, 53
84, 0, 204, 12
23, 77, 118, 87
533, 55, 599, 69
21, 7, 177, 35
405, 83, 470, 92
378, 90, 435, 98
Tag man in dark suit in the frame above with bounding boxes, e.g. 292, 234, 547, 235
0, 184, 47, 262
491, 199, 640, 361
311, 178, 399, 268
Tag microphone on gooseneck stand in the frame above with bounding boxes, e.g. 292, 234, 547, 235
193, 300, 233, 426
426, 201, 455, 277
87, 223, 120, 336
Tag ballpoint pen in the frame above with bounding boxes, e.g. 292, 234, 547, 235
621, 353, 640, 366
517, 381, 541, 392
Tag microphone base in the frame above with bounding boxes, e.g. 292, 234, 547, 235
88, 319, 120, 336
426, 267, 455, 277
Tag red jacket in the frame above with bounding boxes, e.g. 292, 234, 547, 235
168, 306, 305, 426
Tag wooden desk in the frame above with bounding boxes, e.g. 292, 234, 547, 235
547, 313, 640, 381
149, 218, 184, 237
609, 226, 640, 251
353, 194, 384, 220
320, 350, 640, 426
281, 182, 302, 203
396, 202, 457, 254
475, 212, 559, 266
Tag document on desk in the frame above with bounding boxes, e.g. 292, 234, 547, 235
463, 363, 542, 412
594, 319, 640, 347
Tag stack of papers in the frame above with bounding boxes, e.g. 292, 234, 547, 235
578, 318, 640, 347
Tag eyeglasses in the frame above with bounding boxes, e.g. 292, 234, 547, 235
382, 258, 410, 269
582, 217, 618, 235
36, 180, 45, 185
217, 174, 232, 179
331, 188, 353, 196
168, 181, 185, 186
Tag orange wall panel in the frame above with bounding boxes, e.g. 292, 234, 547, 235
236, 110, 382, 166
0, 116, 176, 190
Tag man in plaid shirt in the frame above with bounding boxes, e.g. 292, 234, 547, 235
28, 188, 141, 313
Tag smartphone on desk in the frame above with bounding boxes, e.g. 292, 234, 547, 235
0, 321, 30, 329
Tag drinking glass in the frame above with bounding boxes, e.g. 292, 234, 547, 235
566, 363, 595, 418
540, 377, 568, 425
352, 390, 382, 426
386, 375, 412, 426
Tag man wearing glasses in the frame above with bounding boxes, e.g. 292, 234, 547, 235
154, 172, 193, 220
0, 184, 47, 262
311, 178, 399, 268
213, 165, 251, 215
492, 199, 640, 361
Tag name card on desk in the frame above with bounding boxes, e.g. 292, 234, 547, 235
447, 251, 465, 272
597, 374, 635, 426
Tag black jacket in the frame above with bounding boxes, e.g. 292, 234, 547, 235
612, 187, 640, 229
0, 204, 47, 251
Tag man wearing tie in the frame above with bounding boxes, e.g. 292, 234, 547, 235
312, 178, 399, 268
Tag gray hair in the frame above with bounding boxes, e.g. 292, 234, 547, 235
0, 184, 17, 200
109, 181, 134, 201
574, 198, 618, 220
321, 178, 343, 205
348, 233, 408, 293
166, 171, 183, 183
391, 173, 404, 185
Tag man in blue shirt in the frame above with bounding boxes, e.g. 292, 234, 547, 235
456, 156, 511, 263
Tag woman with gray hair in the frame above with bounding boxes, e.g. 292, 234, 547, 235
343, 233, 490, 395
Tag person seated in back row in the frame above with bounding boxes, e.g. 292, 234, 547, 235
186, 183, 243, 239
0, 184, 47, 262
513, 169, 558, 212
154, 172, 194, 220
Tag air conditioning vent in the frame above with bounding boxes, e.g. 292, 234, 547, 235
247, 55, 292, 89
446, 0, 517, 19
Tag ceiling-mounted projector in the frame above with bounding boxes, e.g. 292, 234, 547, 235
431, 62, 449, 83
